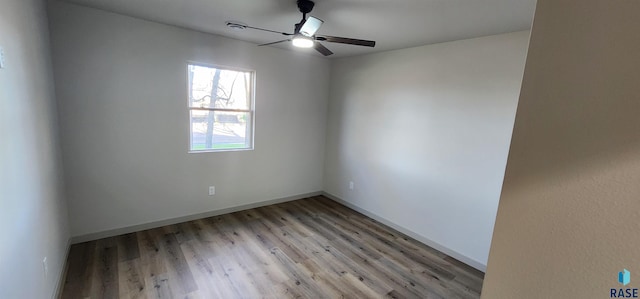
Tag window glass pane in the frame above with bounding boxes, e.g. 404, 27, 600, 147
190, 110, 251, 151
188, 65, 251, 110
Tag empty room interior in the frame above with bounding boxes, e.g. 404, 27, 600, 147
2, 0, 640, 298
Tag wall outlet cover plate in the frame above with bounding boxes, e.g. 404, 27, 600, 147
0, 47, 5, 69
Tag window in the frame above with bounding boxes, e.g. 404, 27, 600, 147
188, 63, 254, 152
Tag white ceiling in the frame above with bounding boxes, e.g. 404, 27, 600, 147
62, 0, 536, 58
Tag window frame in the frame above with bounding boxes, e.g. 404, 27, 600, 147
187, 62, 256, 153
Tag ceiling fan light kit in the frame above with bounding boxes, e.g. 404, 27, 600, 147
292, 36, 314, 48
226, 0, 376, 56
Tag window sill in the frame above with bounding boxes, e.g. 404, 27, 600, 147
188, 147, 254, 154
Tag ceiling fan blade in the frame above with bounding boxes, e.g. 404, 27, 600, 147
227, 22, 293, 36
247, 25, 293, 36
258, 39, 290, 46
316, 35, 376, 47
314, 42, 333, 56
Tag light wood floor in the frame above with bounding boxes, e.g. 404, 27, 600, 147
60, 196, 484, 298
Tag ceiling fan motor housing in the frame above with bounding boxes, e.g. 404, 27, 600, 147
244, 0, 375, 56
297, 0, 315, 14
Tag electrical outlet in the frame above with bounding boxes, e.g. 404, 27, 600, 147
42, 257, 48, 277
349, 181, 354, 190
0, 47, 5, 69
208, 186, 215, 196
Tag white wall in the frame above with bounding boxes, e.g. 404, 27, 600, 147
0, 0, 70, 298
324, 31, 530, 270
48, 2, 330, 238
483, 0, 640, 297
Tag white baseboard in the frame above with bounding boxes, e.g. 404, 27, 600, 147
70, 191, 322, 244
67, 190, 485, 272
322, 191, 486, 272
53, 237, 71, 299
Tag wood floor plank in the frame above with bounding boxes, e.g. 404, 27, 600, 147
215, 223, 286, 297
177, 240, 220, 298
276, 221, 406, 298
241, 215, 308, 264
269, 247, 329, 298
306, 232, 417, 298
147, 272, 173, 299
93, 237, 119, 299
60, 196, 483, 298
310, 200, 458, 282
136, 229, 166, 277
213, 249, 264, 299
159, 232, 198, 295
261, 204, 314, 238
117, 259, 145, 299
115, 233, 140, 262
61, 241, 96, 299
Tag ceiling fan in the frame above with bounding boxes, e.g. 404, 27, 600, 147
226, 0, 376, 56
